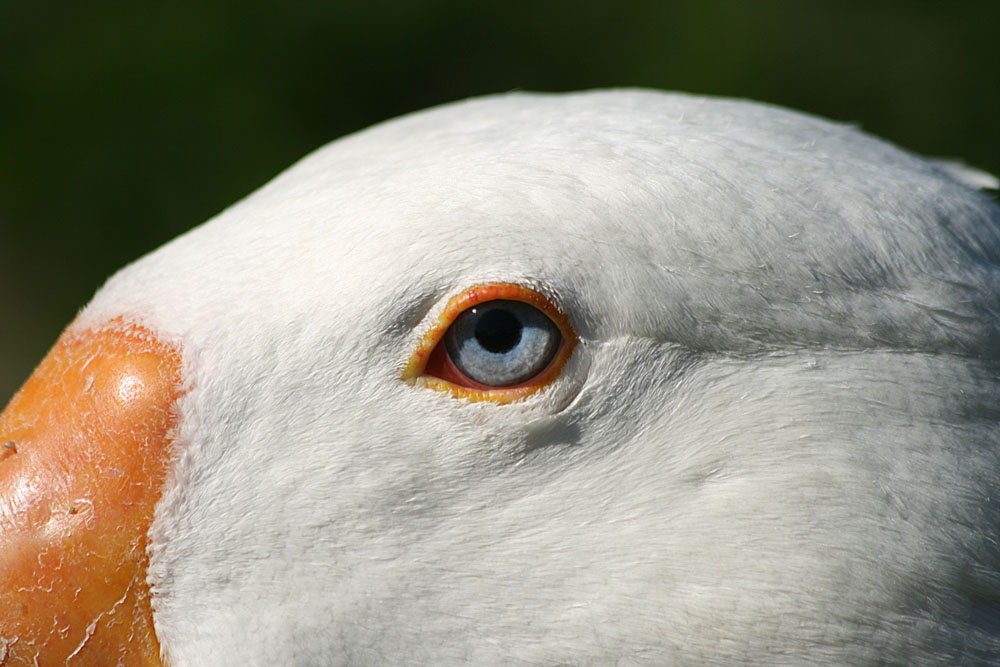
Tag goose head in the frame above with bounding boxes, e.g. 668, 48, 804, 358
2, 90, 999, 665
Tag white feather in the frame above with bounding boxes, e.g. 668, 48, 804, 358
79, 89, 1000, 665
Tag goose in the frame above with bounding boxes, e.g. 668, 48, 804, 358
1, 89, 999, 666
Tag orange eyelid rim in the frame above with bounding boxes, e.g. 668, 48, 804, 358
401, 283, 577, 404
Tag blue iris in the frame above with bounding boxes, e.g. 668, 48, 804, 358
444, 300, 561, 387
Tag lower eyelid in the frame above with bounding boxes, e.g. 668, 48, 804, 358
401, 283, 578, 402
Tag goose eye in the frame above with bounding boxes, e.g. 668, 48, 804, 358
402, 283, 577, 403
444, 300, 560, 387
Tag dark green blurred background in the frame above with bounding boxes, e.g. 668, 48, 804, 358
2, 1, 998, 401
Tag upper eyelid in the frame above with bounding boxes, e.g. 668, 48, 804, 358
401, 282, 578, 403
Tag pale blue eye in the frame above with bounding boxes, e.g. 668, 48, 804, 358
444, 300, 561, 387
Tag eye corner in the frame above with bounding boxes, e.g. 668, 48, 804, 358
402, 281, 577, 403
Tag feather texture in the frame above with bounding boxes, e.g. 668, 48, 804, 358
77, 89, 1000, 665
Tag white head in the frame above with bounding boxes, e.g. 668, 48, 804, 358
5, 90, 1000, 665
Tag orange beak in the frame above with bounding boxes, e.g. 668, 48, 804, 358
0, 321, 181, 665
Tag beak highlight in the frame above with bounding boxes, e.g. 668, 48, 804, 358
0, 321, 181, 665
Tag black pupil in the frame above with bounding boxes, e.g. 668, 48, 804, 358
475, 308, 523, 353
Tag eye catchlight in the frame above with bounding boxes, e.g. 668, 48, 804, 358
402, 283, 577, 403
